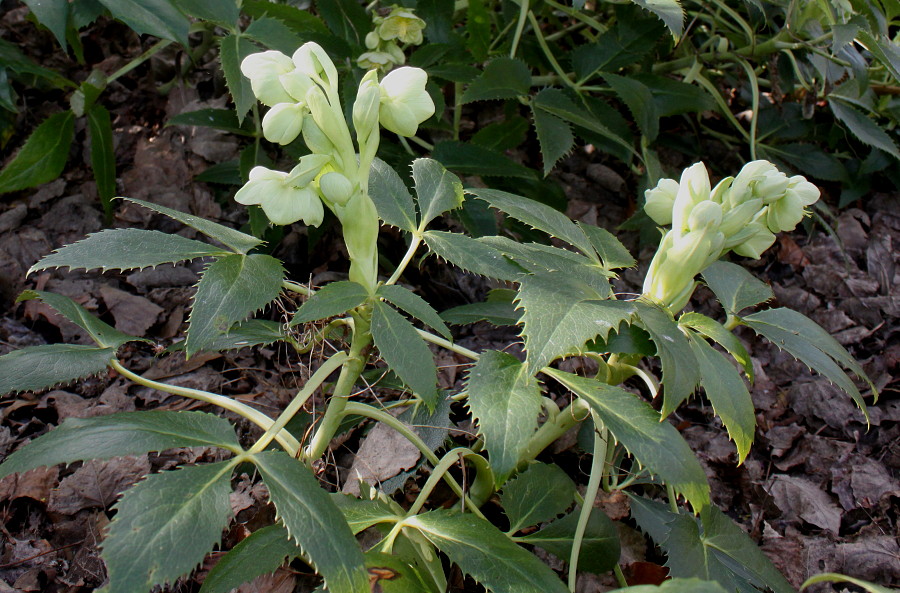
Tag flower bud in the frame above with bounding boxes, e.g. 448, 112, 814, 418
240, 51, 295, 106
262, 103, 306, 145
234, 166, 325, 226
319, 171, 354, 205
757, 169, 790, 204
643, 178, 679, 226
377, 7, 426, 45
306, 85, 352, 151
339, 193, 380, 289
687, 200, 722, 232
719, 197, 762, 238
353, 71, 382, 142
357, 51, 395, 71
286, 154, 332, 187
378, 66, 434, 137
709, 176, 733, 204
365, 31, 380, 50
671, 162, 711, 232
302, 118, 336, 156
293, 42, 338, 91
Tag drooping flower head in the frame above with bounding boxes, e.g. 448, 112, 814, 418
378, 67, 434, 137
234, 155, 331, 226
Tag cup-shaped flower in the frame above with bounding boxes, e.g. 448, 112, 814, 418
377, 7, 426, 45
765, 175, 819, 233
671, 162, 711, 232
358, 51, 397, 71
293, 43, 339, 92
729, 160, 789, 207
378, 67, 434, 137
240, 51, 295, 107
234, 155, 330, 226
687, 200, 723, 232
262, 103, 306, 145
644, 178, 679, 226
319, 171, 354, 206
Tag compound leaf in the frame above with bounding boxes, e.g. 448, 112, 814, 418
423, 230, 524, 281
701, 261, 773, 315
679, 312, 752, 379
219, 33, 258, 124
371, 301, 439, 409
577, 223, 636, 269
244, 15, 304, 54
0, 344, 114, 397
500, 462, 576, 532
369, 157, 417, 232
461, 57, 531, 103
518, 507, 620, 574
413, 157, 464, 228
829, 99, 900, 160
603, 72, 659, 141
0, 110, 74, 194
291, 281, 369, 326
378, 284, 450, 339
199, 524, 300, 593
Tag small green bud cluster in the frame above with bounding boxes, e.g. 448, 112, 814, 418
358, 5, 426, 71
642, 160, 819, 311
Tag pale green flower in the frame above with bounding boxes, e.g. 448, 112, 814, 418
378, 67, 434, 137
643, 178, 679, 226
729, 160, 789, 207
765, 176, 819, 233
292, 43, 338, 91
732, 222, 776, 259
240, 50, 295, 107
319, 171, 354, 206
719, 197, 763, 239
377, 7, 426, 45
671, 162, 711, 232
234, 155, 330, 226
357, 51, 397, 71
262, 103, 306, 145
353, 70, 382, 143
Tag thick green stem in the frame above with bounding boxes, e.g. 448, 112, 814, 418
108, 39, 172, 84
518, 397, 591, 468
569, 415, 608, 592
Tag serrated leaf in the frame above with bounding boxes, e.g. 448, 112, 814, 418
578, 223, 636, 269
291, 281, 369, 326
466, 0, 490, 61
371, 301, 439, 409
518, 507, 620, 574
103, 461, 234, 593
441, 301, 520, 326
629, 0, 683, 39
123, 197, 261, 253
242, 0, 330, 35
412, 158, 464, 228
186, 253, 284, 356
167, 108, 256, 136
96, 0, 189, 47
86, 104, 116, 218
29, 228, 228, 275
482, 237, 605, 281
743, 307, 874, 413
173, 0, 238, 26
17, 290, 144, 348
24, 0, 69, 50
0, 344, 114, 397
678, 312, 752, 379
0, 38, 70, 86
532, 107, 574, 176
461, 57, 531, 103
603, 72, 659, 141
406, 510, 570, 593
856, 30, 900, 82
687, 335, 754, 463
251, 451, 369, 593
378, 284, 451, 340
220, 33, 258, 124
316, 0, 368, 46
517, 272, 633, 374
571, 20, 664, 80
465, 351, 542, 485
0, 410, 242, 479
432, 141, 537, 179
468, 188, 594, 258
170, 319, 286, 352
633, 73, 715, 116
471, 116, 531, 151
701, 261, 773, 315
550, 370, 709, 510
629, 497, 794, 593
332, 493, 405, 534
369, 158, 417, 232
829, 99, 900, 160
635, 301, 700, 417
500, 462, 576, 532
245, 15, 304, 54
423, 230, 524, 281
618, 578, 730, 593
588, 322, 655, 357
363, 552, 433, 593
0, 110, 74, 194
199, 524, 300, 593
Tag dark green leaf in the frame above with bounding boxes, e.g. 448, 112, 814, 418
471, 116, 531, 152
629, 0, 683, 38
518, 507, 620, 574
481, 237, 603, 280
466, 351, 543, 484
371, 301, 439, 409
196, 160, 242, 185
407, 510, 569, 593
96, 0, 189, 46
441, 301, 520, 326
378, 284, 451, 340
167, 108, 256, 136
0, 344, 114, 396
291, 281, 369, 326
501, 463, 576, 532
316, 0, 369, 46
571, 20, 664, 80
767, 143, 848, 182
199, 525, 300, 593
174, 0, 237, 26
369, 157, 417, 232
242, 1, 330, 35
251, 451, 369, 593
331, 493, 405, 534
604, 73, 658, 141
532, 107, 574, 176
423, 230, 524, 281
466, 0, 491, 61
829, 99, 900, 160
678, 312, 752, 379
170, 319, 286, 352
413, 158, 464, 228
103, 461, 234, 592
24, 0, 69, 49
701, 261, 773, 315
245, 16, 305, 54
0, 38, 70, 87
187, 253, 284, 356
432, 141, 537, 179
220, 33, 258, 124
578, 223, 636, 269
0, 110, 74, 195
86, 104, 116, 218
588, 322, 655, 356
633, 73, 714, 116
855, 31, 900, 86
461, 57, 531, 103
416, 0, 453, 43
17, 290, 144, 348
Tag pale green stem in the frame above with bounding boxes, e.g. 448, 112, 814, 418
282, 280, 313, 296
614, 565, 628, 588
527, 11, 576, 90
509, 0, 530, 58
385, 232, 424, 286
415, 329, 480, 361
667, 484, 680, 513
453, 82, 463, 141
736, 57, 760, 161
569, 415, 608, 592
108, 40, 172, 84
109, 359, 300, 455
408, 135, 434, 151
543, 0, 607, 33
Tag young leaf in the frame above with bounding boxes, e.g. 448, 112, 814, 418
167, 108, 256, 136
0, 410, 242, 479
378, 284, 451, 340
578, 223, 636, 269
29, 228, 228, 275
123, 197, 262, 253
86, 104, 116, 218
412, 158, 464, 228
432, 141, 537, 179
0, 344, 115, 396
369, 157, 417, 232
23, 0, 69, 49
406, 510, 570, 593
96, 0, 190, 47
829, 99, 900, 160
251, 451, 369, 593
371, 301, 439, 409
219, 33, 258, 124
465, 350, 543, 485
199, 525, 300, 593
532, 107, 574, 176
186, 253, 284, 356
518, 507, 620, 573
0, 110, 74, 194
291, 281, 369, 326
603, 73, 659, 141
700, 261, 773, 315
461, 57, 531, 103
635, 301, 700, 417
629, 0, 684, 39
549, 370, 710, 510
679, 312, 752, 379
102, 461, 235, 593
500, 462, 576, 532
423, 230, 525, 281
687, 335, 755, 463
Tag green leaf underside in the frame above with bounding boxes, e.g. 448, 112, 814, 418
629, 497, 794, 593
291, 281, 369, 325
462, 57, 531, 103
678, 312, 753, 379
468, 188, 594, 258
518, 507, 620, 574
371, 301, 439, 409
102, 461, 234, 592
743, 308, 872, 413
423, 230, 524, 281
332, 493, 404, 534
0, 410, 241, 479
29, 228, 227, 275
378, 284, 451, 340
167, 108, 256, 136
407, 510, 569, 593
369, 158, 417, 232
629, 0, 684, 38
618, 578, 729, 593
17, 290, 143, 348
501, 462, 576, 532
251, 451, 369, 593
86, 105, 116, 215
219, 33, 258, 124
578, 223, 636, 269
0, 110, 75, 194
533, 107, 574, 176
170, 319, 286, 352
441, 301, 520, 326
412, 158, 464, 228
635, 301, 700, 417
96, 0, 190, 46
687, 335, 755, 463
123, 197, 261, 253
517, 272, 632, 374
23, 0, 68, 49
466, 351, 543, 485
551, 370, 709, 510
199, 524, 301, 593
0, 344, 114, 397
701, 261, 773, 315
186, 253, 284, 356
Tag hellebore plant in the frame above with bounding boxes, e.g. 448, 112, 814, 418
0, 42, 878, 593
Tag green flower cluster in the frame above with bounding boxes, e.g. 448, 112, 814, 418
234, 42, 434, 290
642, 160, 820, 311
358, 5, 427, 71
